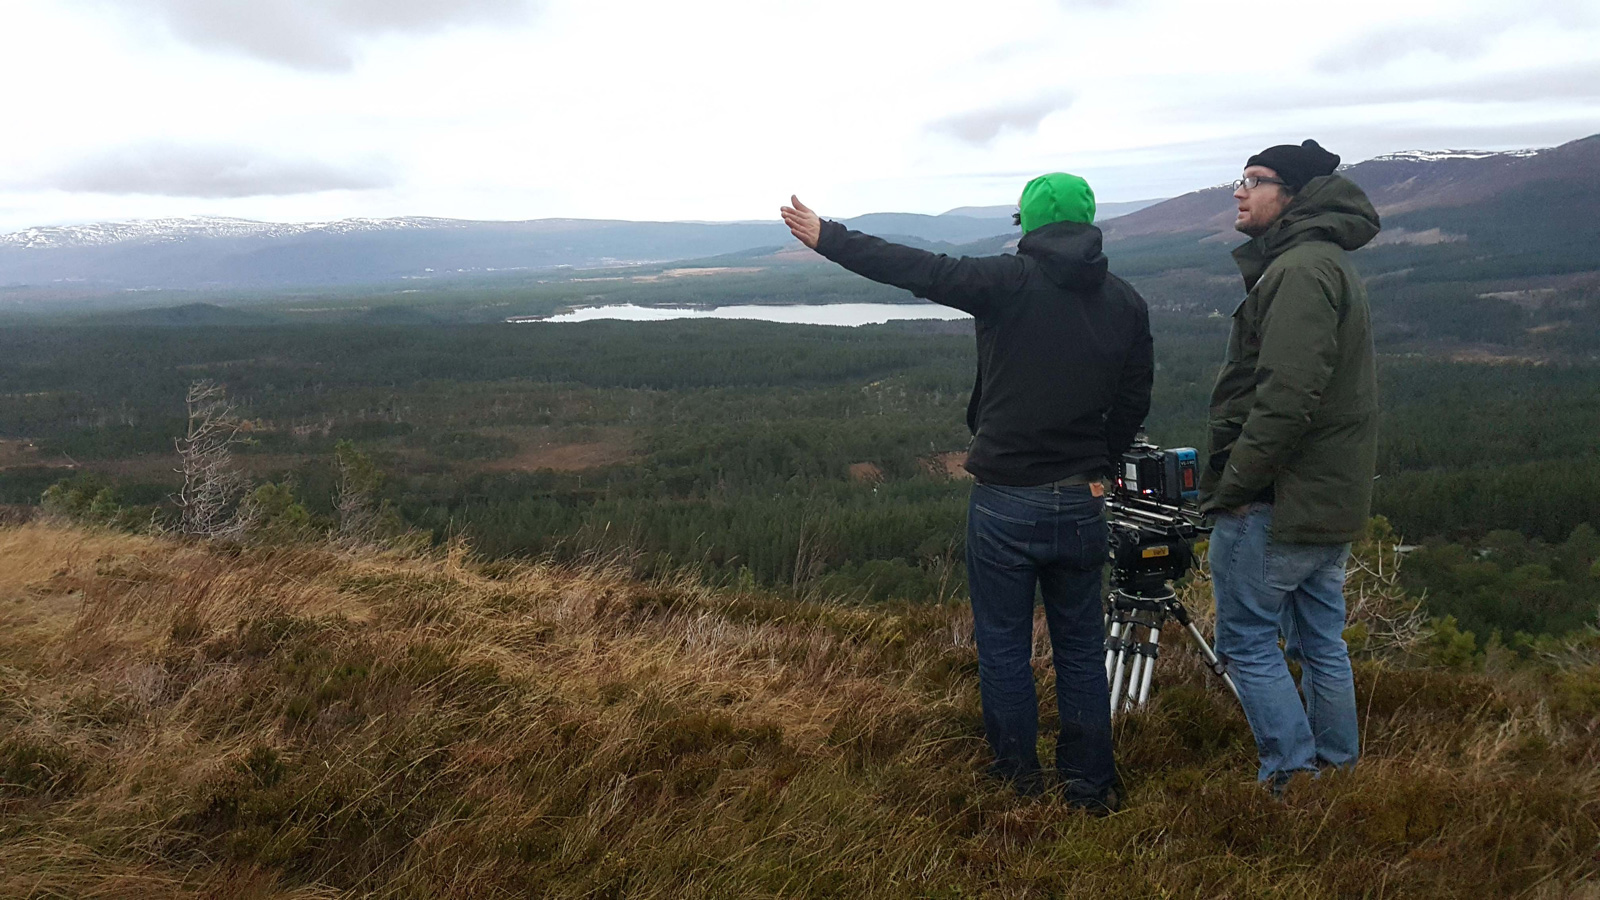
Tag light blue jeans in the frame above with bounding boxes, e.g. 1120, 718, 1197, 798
1208, 503, 1359, 781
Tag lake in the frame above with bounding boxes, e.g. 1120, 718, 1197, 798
507, 303, 972, 327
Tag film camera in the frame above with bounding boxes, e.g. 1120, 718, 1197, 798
1103, 437, 1238, 714
1108, 439, 1201, 595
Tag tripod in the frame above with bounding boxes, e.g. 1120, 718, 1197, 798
1101, 490, 1240, 718
1104, 586, 1238, 717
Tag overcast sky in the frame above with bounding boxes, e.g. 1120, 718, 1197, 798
1, 0, 1597, 231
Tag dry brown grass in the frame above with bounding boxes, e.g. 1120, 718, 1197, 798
1, 522, 1596, 898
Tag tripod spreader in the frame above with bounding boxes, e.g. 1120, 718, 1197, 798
1104, 587, 1240, 718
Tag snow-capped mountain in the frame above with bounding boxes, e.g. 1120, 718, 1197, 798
1368, 149, 1542, 163
0, 216, 465, 250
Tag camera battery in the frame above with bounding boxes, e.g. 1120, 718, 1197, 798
1162, 448, 1199, 503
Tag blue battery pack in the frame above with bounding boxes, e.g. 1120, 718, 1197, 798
1163, 447, 1199, 502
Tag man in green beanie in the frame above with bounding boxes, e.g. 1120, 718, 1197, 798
1198, 140, 1380, 793
781, 174, 1152, 812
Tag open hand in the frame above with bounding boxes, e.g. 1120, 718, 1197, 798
780, 195, 821, 249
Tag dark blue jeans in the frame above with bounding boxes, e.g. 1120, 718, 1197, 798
966, 482, 1115, 804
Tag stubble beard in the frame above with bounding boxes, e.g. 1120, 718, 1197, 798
1236, 188, 1292, 238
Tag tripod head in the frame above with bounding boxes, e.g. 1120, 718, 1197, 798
1107, 494, 1207, 595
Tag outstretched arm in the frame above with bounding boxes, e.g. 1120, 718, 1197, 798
779, 194, 1025, 316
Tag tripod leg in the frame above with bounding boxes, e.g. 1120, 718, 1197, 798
1104, 618, 1125, 682
1123, 632, 1146, 712
1183, 620, 1242, 704
1134, 627, 1161, 706
1108, 638, 1131, 718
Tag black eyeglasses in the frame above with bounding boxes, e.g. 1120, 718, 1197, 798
1232, 175, 1288, 191
1012, 211, 1022, 226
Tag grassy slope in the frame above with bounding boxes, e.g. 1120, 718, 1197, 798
1, 523, 1597, 899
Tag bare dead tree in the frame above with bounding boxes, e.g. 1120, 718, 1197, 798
1343, 521, 1430, 656
334, 439, 384, 545
173, 380, 256, 540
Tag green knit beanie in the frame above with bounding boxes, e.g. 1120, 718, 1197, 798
1017, 172, 1096, 233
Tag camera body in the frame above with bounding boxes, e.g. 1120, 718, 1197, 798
1117, 440, 1199, 506
1107, 437, 1205, 596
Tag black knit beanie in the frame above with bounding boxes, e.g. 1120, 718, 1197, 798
1246, 139, 1341, 192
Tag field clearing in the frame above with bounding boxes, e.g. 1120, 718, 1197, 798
478, 427, 638, 473
0, 438, 75, 471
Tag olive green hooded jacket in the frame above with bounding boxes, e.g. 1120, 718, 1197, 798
1197, 174, 1380, 544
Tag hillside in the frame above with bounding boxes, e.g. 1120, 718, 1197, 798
1099, 134, 1600, 291
1101, 135, 1600, 241
1, 521, 1596, 897
1083, 134, 1600, 351
944, 199, 1165, 220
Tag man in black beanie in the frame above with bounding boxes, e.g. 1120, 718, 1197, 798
1198, 139, 1381, 793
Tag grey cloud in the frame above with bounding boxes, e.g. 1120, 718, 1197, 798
1153, 62, 1600, 131
1317, 1, 1599, 71
1318, 26, 1494, 71
1381, 62, 1600, 104
41, 145, 394, 197
930, 95, 1075, 146
1293, 62, 1600, 111
100, 0, 537, 71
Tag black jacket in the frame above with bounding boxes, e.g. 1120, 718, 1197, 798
814, 219, 1153, 486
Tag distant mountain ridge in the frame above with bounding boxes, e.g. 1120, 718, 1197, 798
943, 198, 1166, 220
2, 135, 1594, 297
0, 211, 1019, 291
0, 212, 1015, 255
1, 205, 1175, 254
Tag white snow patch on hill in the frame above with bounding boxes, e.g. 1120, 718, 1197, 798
1370, 148, 1542, 163
0, 216, 466, 250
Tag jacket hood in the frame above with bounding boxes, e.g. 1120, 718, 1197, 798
1233, 174, 1381, 287
1017, 220, 1109, 291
